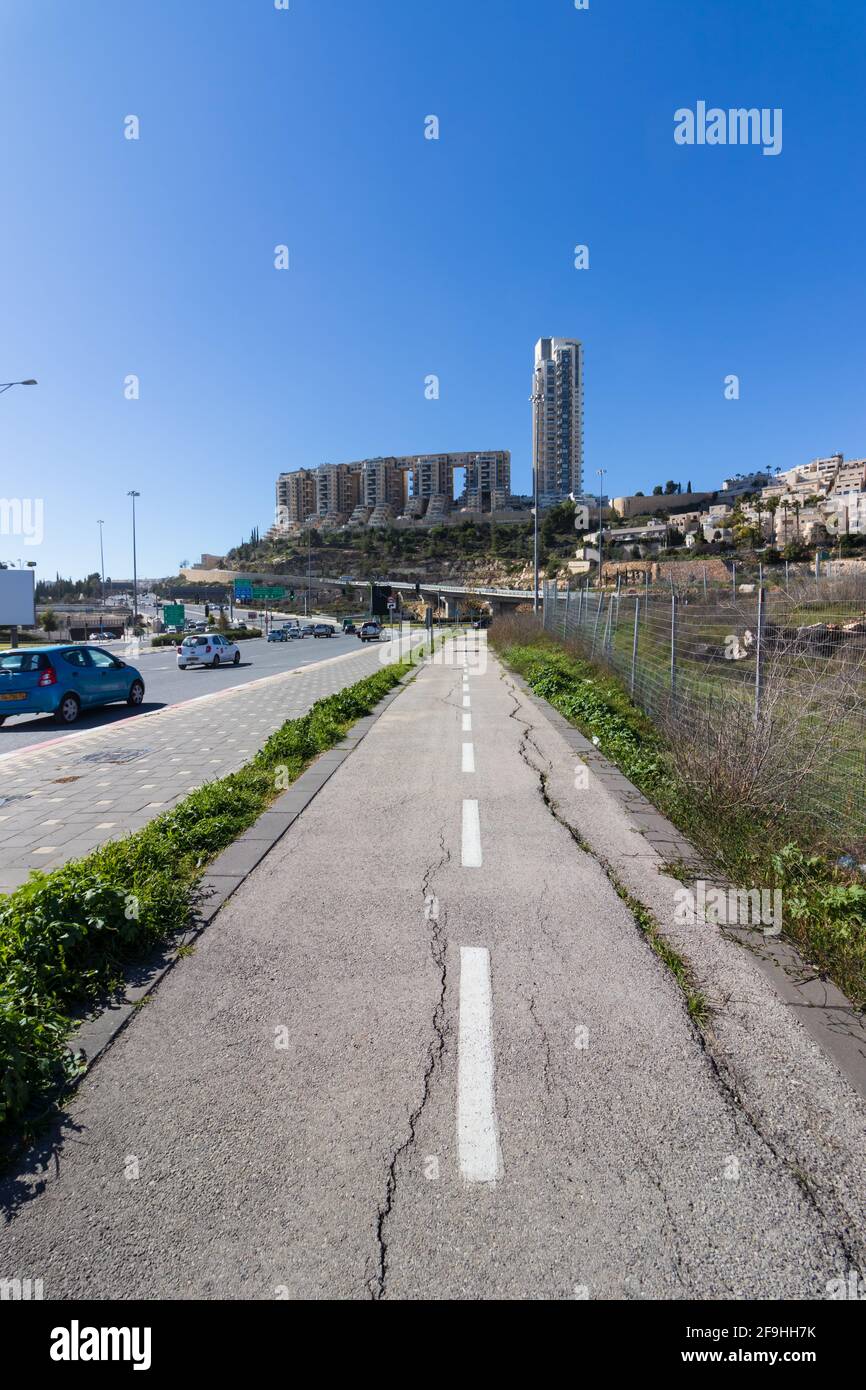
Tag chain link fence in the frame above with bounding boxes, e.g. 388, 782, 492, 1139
543, 573, 866, 857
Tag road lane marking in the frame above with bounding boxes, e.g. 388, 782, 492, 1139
462, 742, 475, 772
461, 799, 482, 866
458, 946, 503, 1184
462, 712, 472, 732
462, 694, 471, 707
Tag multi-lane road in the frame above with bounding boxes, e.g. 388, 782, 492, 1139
0, 624, 378, 755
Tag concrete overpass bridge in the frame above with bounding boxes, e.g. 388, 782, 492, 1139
360, 579, 535, 617
181, 566, 535, 617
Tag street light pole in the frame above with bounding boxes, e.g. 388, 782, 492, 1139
127, 491, 140, 634
97, 519, 106, 627
530, 385, 542, 612
596, 468, 607, 587
0, 379, 37, 396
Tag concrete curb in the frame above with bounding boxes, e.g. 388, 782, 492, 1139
71, 665, 419, 1072
506, 665, 866, 1104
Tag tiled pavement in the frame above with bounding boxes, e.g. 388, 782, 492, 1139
0, 641, 411, 894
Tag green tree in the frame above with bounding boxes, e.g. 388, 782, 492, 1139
39, 609, 58, 635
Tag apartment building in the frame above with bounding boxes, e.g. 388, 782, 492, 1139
274, 451, 511, 529
317, 462, 362, 520
275, 468, 318, 527
410, 454, 454, 500
532, 337, 584, 505
462, 452, 510, 510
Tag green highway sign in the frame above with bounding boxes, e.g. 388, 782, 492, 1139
251, 585, 285, 601
163, 603, 185, 627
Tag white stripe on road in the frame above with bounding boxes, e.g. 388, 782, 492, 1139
462, 741, 475, 773
458, 946, 503, 1184
462, 712, 472, 732
461, 798, 482, 866
462, 694, 471, 707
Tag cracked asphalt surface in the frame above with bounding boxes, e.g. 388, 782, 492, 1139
1, 635, 864, 1299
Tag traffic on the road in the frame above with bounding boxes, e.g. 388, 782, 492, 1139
0, 618, 402, 752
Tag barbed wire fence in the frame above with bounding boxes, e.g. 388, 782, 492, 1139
543, 571, 866, 858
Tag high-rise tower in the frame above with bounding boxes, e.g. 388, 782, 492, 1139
532, 337, 584, 504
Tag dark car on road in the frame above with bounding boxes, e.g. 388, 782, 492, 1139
358, 622, 383, 642
313, 623, 335, 638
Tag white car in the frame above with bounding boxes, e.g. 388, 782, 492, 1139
177, 633, 241, 669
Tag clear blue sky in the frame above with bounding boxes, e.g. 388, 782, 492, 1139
2, 0, 864, 579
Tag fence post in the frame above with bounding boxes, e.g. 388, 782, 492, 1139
591, 590, 604, 657
703, 564, 708, 600
754, 584, 765, 727
670, 591, 678, 709
732, 560, 737, 600
644, 567, 650, 625
562, 584, 571, 638
609, 585, 620, 655
631, 596, 640, 696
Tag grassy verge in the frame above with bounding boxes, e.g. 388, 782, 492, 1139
0, 657, 416, 1139
491, 617, 866, 1009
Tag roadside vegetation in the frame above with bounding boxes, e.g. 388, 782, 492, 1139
491, 613, 866, 1009
224, 502, 583, 581
0, 658, 416, 1143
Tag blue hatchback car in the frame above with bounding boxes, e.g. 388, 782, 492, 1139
0, 645, 146, 727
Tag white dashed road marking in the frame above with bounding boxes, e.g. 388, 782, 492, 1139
457, 946, 503, 1184
462, 742, 475, 773
462, 713, 471, 732
461, 799, 482, 866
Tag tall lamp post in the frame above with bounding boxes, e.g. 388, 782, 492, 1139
596, 468, 607, 587
306, 520, 313, 618
127, 491, 140, 634
0, 379, 37, 396
97, 519, 106, 630
530, 384, 542, 612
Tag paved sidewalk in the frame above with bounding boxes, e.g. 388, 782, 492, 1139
0, 641, 409, 893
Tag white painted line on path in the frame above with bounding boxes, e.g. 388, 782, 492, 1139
461, 798, 482, 866
462, 742, 475, 773
458, 946, 503, 1184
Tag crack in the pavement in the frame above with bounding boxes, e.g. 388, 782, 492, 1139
367, 828, 452, 1300
695, 1032, 865, 1272
527, 991, 570, 1122
635, 1154, 693, 1292
503, 668, 864, 1273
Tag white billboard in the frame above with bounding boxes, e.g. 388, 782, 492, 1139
0, 569, 36, 626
